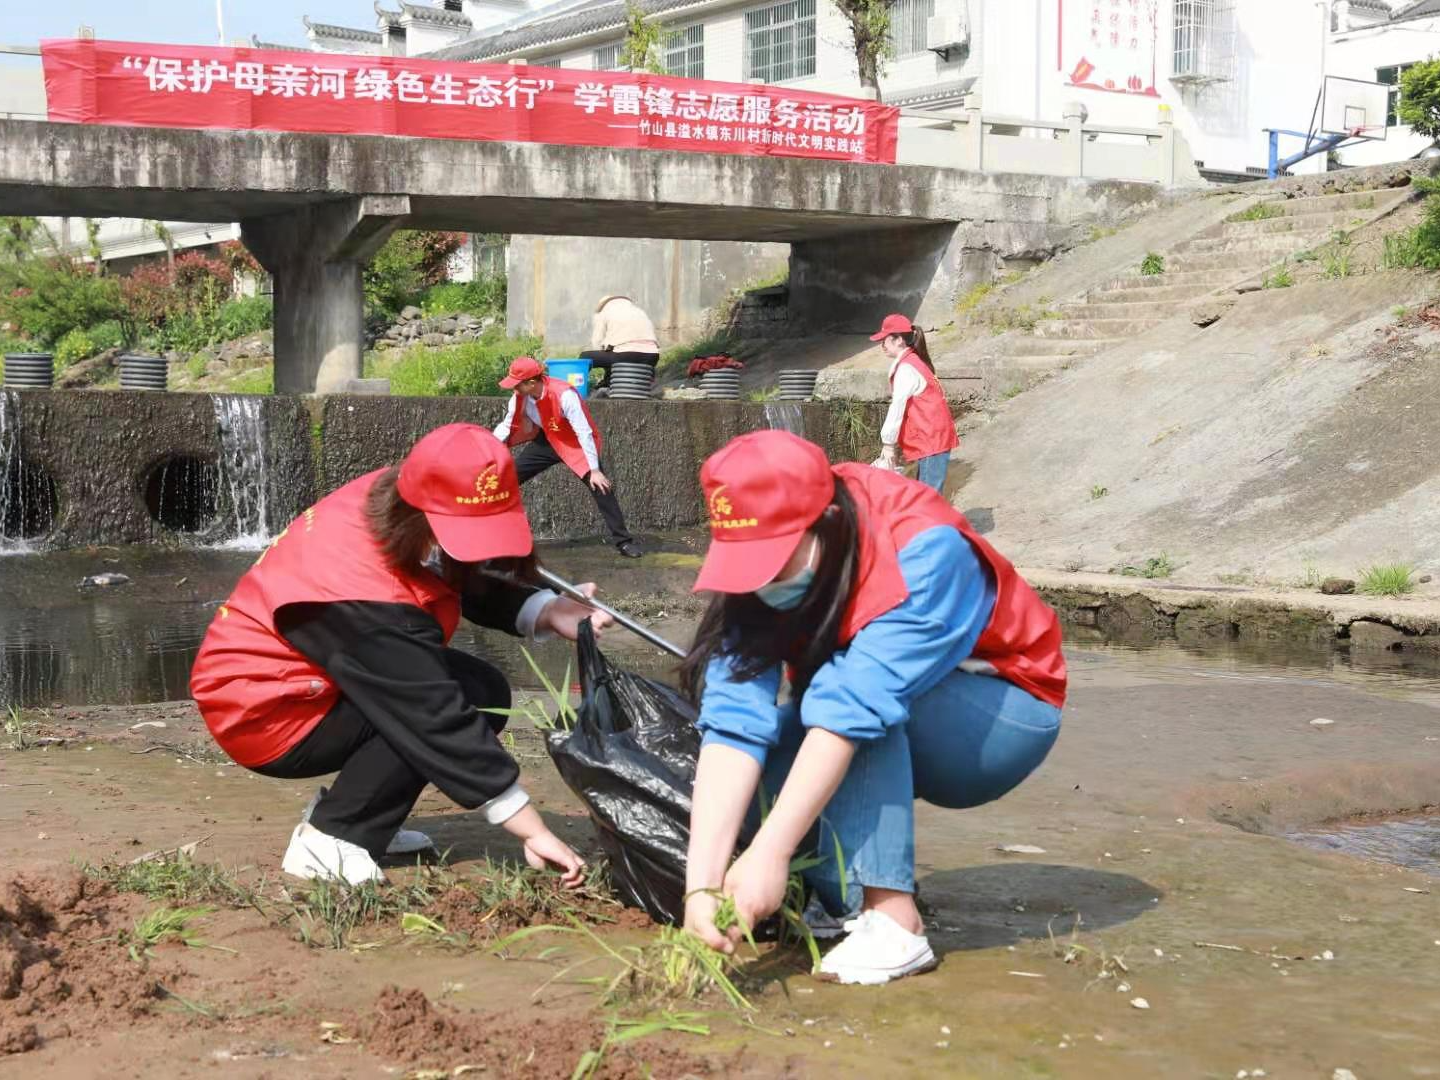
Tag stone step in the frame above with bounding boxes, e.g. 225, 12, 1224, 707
1087, 282, 1218, 304
1060, 299, 1189, 320
1097, 269, 1245, 291
1173, 232, 1330, 257
1035, 318, 1162, 340
1218, 209, 1361, 238
1165, 249, 1310, 273
1267, 186, 1413, 218
992, 335, 1117, 357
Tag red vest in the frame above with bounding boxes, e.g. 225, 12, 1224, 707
505, 377, 603, 478
891, 352, 959, 463
835, 463, 1066, 708
189, 471, 461, 767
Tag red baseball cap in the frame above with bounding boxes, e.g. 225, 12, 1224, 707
869, 313, 914, 341
693, 431, 835, 594
499, 356, 544, 389
396, 423, 533, 563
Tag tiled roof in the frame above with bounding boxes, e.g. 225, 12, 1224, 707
302, 17, 384, 43
424, 0, 705, 61
1391, 0, 1440, 21
398, 2, 474, 27
251, 36, 310, 51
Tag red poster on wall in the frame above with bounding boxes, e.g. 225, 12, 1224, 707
1058, 0, 1161, 98
41, 39, 900, 165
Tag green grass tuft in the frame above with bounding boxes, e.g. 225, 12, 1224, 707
1357, 563, 1416, 597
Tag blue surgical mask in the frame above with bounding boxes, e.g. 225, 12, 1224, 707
755, 540, 819, 610
756, 566, 815, 610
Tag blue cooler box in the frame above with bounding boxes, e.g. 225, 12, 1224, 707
546, 358, 592, 398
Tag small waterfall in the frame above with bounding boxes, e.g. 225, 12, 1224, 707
0, 391, 30, 555
763, 400, 805, 437
213, 395, 272, 549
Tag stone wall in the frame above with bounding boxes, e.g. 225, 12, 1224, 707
2, 390, 883, 548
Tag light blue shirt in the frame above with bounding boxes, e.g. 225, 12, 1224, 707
698, 525, 996, 764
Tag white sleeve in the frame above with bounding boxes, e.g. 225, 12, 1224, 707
492, 393, 518, 442
479, 781, 530, 825
559, 389, 601, 472
515, 588, 562, 641
879, 365, 926, 447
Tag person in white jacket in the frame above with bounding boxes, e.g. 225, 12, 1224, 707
580, 295, 660, 389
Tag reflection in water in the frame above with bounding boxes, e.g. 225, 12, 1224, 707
5, 548, 1440, 714
1288, 815, 1440, 876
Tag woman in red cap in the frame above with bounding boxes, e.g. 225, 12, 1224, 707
191, 423, 610, 886
870, 314, 958, 493
679, 431, 1065, 985
492, 356, 642, 559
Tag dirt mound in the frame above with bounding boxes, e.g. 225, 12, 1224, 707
361, 985, 712, 1078
0, 870, 169, 1055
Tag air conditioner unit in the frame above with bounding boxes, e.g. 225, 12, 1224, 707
926, 13, 970, 61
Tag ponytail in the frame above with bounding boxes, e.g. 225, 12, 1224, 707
903, 327, 934, 372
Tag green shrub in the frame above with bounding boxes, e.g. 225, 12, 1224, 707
1119, 553, 1177, 579
217, 295, 273, 339
1358, 563, 1415, 597
89, 320, 125, 352
421, 276, 506, 317
53, 327, 97, 368
0, 257, 125, 345
373, 332, 543, 397
1139, 252, 1165, 276
364, 231, 467, 321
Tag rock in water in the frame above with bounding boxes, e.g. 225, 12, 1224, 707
79, 572, 131, 589
1320, 578, 1356, 595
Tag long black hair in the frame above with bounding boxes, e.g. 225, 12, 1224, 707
679, 483, 860, 703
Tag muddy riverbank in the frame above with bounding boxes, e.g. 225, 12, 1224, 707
4, 641, 1438, 1078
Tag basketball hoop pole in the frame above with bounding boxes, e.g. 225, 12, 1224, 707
1264, 128, 1355, 179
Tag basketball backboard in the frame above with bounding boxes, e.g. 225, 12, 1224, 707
1321, 76, 1390, 141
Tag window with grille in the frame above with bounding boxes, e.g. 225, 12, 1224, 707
745, 0, 817, 83
889, 0, 936, 58
1378, 64, 1416, 128
1172, 0, 1235, 85
665, 25, 705, 78
593, 43, 620, 71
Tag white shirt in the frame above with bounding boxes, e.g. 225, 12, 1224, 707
880, 350, 928, 448
492, 387, 601, 473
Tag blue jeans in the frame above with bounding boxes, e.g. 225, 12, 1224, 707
760, 670, 1061, 916
915, 451, 951, 492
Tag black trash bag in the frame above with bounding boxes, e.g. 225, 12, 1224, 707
545, 619, 703, 925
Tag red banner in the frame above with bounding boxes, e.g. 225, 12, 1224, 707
41, 39, 899, 165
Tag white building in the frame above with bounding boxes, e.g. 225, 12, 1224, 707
301, 0, 1440, 177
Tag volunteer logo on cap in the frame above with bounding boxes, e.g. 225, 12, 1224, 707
870, 313, 915, 342
694, 431, 835, 594
397, 423, 532, 562
499, 356, 545, 389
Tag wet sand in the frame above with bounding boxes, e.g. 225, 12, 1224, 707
3, 642, 1438, 1078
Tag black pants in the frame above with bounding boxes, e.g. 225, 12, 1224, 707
515, 437, 633, 545
580, 350, 659, 383
254, 649, 511, 857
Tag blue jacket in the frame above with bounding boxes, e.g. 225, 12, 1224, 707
698, 525, 996, 764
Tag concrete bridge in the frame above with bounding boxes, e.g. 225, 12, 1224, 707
0, 119, 1161, 392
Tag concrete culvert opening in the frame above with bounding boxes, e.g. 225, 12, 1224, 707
144, 454, 219, 534
1, 456, 58, 541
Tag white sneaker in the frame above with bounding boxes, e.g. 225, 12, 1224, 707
801, 894, 847, 940
281, 822, 386, 886
301, 786, 434, 857
817, 909, 937, 985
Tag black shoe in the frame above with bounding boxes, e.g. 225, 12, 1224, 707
617, 541, 643, 559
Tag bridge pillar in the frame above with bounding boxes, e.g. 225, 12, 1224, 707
788, 224, 981, 334
241, 196, 412, 394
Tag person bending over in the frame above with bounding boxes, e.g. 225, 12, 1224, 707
191, 423, 611, 885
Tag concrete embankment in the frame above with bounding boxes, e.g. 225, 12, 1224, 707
1029, 568, 1440, 652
